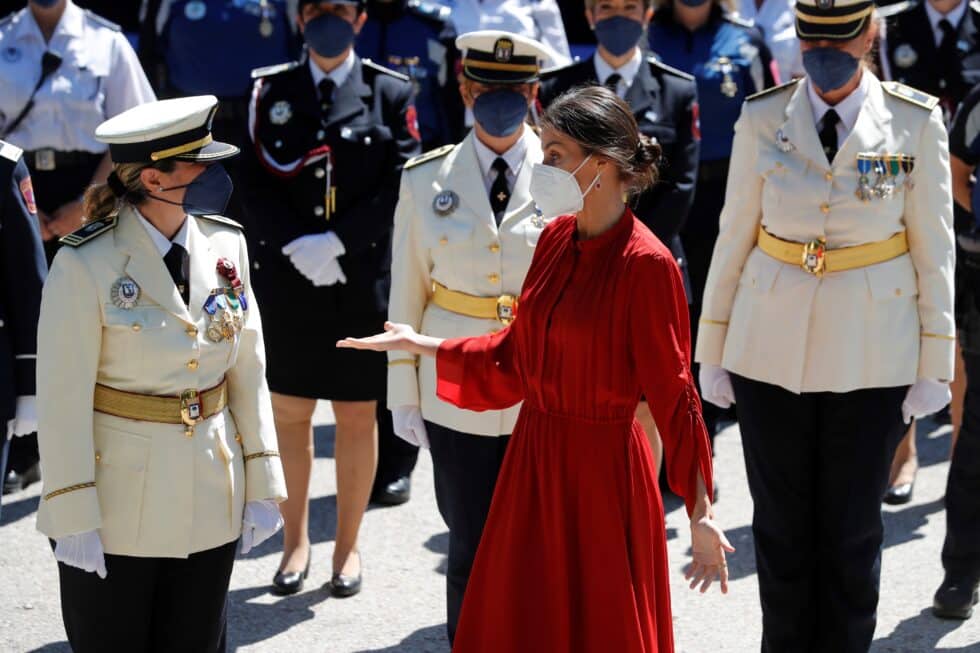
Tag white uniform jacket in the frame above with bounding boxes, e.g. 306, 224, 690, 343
36, 205, 287, 558
695, 75, 956, 393
388, 129, 544, 436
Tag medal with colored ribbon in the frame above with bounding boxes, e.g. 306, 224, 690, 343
204, 258, 247, 343
901, 155, 915, 190
856, 154, 873, 202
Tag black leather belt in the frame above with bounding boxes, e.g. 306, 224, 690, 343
25, 149, 102, 172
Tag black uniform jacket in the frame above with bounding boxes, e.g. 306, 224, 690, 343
539, 55, 700, 290
241, 51, 420, 317
0, 142, 46, 422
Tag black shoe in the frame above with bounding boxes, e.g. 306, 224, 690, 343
271, 551, 311, 596
883, 482, 914, 505
933, 574, 980, 619
330, 553, 362, 598
370, 476, 411, 506
3, 462, 40, 495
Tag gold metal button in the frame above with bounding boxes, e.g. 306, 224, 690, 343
235, 433, 243, 444
487, 273, 500, 283
824, 172, 833, 181
187, 359, 199, 370
186, 326, 198, 338
820, 203, 830, 214
131, 323, 142, 332
439, 236, 448, 246
489, 243, 500, 253
95, 453, 101, 463
895, 288, 902, 297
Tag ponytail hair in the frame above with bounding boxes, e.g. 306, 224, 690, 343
81, 159, 177, 222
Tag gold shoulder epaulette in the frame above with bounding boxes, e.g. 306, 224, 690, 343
197, 214, 244, 230
404, 144, 454, 170
881, 81, 940, 111
746, 78, 801, 102
59, 215, 118, 247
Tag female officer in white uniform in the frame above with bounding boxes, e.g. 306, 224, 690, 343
35, 96, 287, 652
386, 30, 549, 644
696, 0, 955, 648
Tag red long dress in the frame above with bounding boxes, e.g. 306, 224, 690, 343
436, 209, 714, 653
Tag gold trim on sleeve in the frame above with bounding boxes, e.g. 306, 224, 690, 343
700, 319, 729, 326
388, 359, 419, 367
922, 332, 956, 341
244, 451, 281, 462
44, 481, 96, 501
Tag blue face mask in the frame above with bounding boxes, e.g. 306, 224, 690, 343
594, 16, 644, 57
677, 0, 711, 7
802, 47, 860, 93
472, 89, 529, 138
30, 0, 60, 6
154, 164, 234, 216
303, 12, 355, 59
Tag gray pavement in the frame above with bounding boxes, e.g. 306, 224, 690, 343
1, 405, 978, 652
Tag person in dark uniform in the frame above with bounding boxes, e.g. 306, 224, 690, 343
138, 0, 300, 223
0, 140, 46, 519
648, 0, 775, 442
355, 0, 464, 506
934, 84, 980, 619
241, 0, 421, 597
539, 0, 700, 473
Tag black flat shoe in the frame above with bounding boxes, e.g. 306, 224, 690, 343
272, 551, 311, 596
883, 482, 914, 505
3, 462, 40, 495
330, 553, 362, 598
933, 574, 980, 620
370, 476, 411, 506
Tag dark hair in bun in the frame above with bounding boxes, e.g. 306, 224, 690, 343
540, 85, 662, 197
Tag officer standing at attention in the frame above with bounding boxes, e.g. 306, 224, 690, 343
0, 139, 46, 520
241, 0, 420, 597
696, 0, 955, 647
35, 95, 287, 652
539, 0, 699, 471
0, 0, 155, 496
387, 31, 550, 643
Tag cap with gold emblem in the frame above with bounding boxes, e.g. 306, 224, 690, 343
795, 0, 874, 41
95, 95, 240, 164
456, 31, 551, 85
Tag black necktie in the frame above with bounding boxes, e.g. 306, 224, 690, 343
490, 157, 510, 220
164, 243, 189, 306
818, 109, 840, 164
604, 73, 622, 94
938, 19, 958, 93
318, 78, 336, 113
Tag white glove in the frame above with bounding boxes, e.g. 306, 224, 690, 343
6, 395, 37, 438
699, 364, 735, 409
282, 232, 345, 282
308, 256, 347, 286
901, 379, 951, 425
240, 499, 284, 555
392, 405, 429, 449
54, 530, 107, 579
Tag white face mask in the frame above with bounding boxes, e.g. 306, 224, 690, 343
529, 154, 601, 220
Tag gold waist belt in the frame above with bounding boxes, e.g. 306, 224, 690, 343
757, 228, 909, 276
431, 281, 518, 326
93, 380, 227, 436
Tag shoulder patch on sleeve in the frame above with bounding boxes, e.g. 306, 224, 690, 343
362, 58, 411, 82
746, 78, 801, 102
251, 60, 301, 80
406, 0, 452, 22
647, 57, 695, 82
83, 9, 121, 31
877, 0, 919, 18
196, 214, 244, 230
882, 81, 940, 110
404, 144, 454, 170
59, 216, 118, 247
0, 140, 23, 162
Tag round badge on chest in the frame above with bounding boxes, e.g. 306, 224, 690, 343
110, 277, 141, 309
894, 43, 918, 69
184, 0, 207, 21
2, 46, 21, 63
433, 190, 459, 216
269, 100, 293, 125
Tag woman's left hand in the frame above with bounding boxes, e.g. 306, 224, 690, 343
687, 515, 735, 594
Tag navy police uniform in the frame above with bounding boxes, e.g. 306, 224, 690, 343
0, 140, 46, 514
241, 51, 420, 398
356, 0, 465, 151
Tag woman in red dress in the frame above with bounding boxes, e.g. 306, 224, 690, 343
339, 86, 732, 652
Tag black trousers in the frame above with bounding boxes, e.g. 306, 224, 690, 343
427, 421, 509, 644
942, 351, 980, 581
373, 398, 419, 492
56, 539, 237, 653
731, 375, 908, 653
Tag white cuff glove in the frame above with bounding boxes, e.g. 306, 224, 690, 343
281, 232, 346, 283
54, 530, 107, 579
6, 395, 37, 438
699, 364, 735, 409
308, 256, 347, 286
392, 405, 429, 449
901, 379, 951, 425
240, 499, 284, 555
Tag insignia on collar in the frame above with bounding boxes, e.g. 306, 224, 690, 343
433, 190, 459, 216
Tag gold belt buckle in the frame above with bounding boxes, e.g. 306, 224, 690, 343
180, 389, 203, 437
801, 238, 827, 277
496, 295, 518, 326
